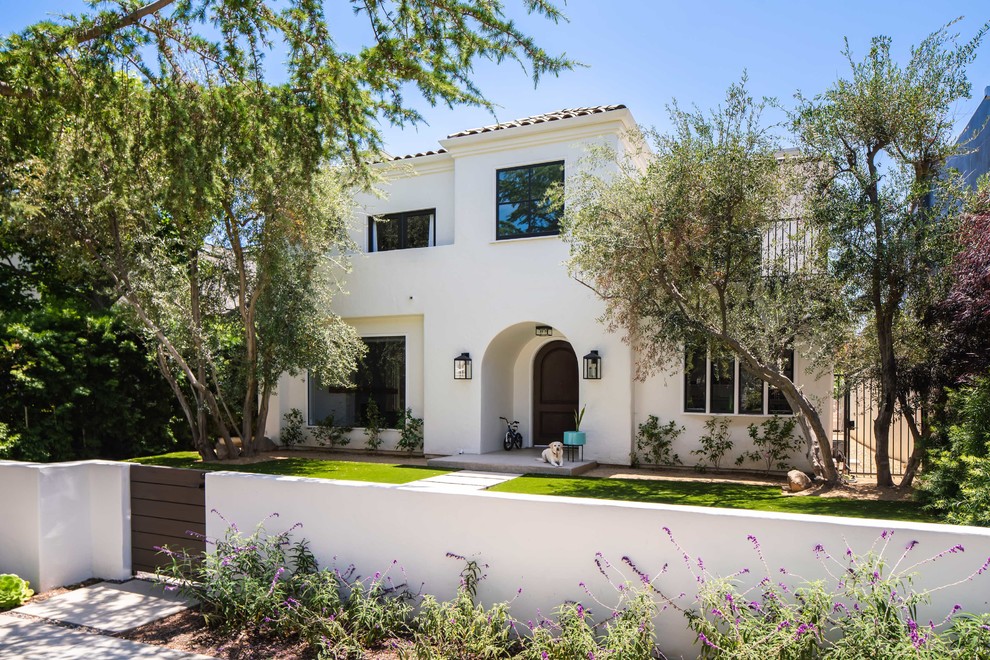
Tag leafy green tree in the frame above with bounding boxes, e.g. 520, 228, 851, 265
1, 0, 571, 459
0, 302, 180, 461
564, 80, 845, 482
790, 22, 989, 487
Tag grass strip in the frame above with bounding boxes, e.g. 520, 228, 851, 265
488, 474, 936, 523
128, 451, 452, 484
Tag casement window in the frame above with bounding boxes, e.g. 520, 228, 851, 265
684, 345, 794, 415
368, 210, 435, 252
766, 350, 795, 415
308, 336, 406, 428
496, 161, 564, 239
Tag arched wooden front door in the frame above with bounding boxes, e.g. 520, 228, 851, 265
533, 340, 579, 445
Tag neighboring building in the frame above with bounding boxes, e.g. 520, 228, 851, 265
265, 105, 828, 468
948, 86, 990, 189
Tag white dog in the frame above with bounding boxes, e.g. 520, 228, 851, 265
538, 441, 564, 467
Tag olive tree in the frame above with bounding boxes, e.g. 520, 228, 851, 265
791, 21, 988, 487
564, 81, 846, 482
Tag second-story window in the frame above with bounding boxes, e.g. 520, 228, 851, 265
369, 209, 435, 252
496, 161, 564, 240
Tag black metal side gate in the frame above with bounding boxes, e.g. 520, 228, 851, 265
130, 464, 206, 574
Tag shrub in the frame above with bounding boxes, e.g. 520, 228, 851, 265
735, 415, 800, 474
635, 415, 684, 466
396, 408, 424, 454
281, 408, 305, 449
363, 400, 385, 451
156, 514, 413, 655
0, 574, 34, 610
410, 555, 518, 659
691, 417, 733, 471
522, 553, 659, 659
918, 377, 990, 526
674, 528, 990, 659
312, 414, 352, 449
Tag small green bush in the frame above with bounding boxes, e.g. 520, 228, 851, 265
281, 408, 305, 449
735, 415, 800, 474
692, 417, 733, 471
363, 400, 384, 451
410, 556, 518, 659
396, 408, 424, 454
635, 415, 684, 466
0, 574, 34, 610
312, 413, 352, 449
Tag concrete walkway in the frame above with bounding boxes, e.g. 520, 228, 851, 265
1, 580, 211, 659
427, 448, 598, 476
398, 470, 521, 493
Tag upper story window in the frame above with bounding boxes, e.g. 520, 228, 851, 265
684, 343, 794, 415
369, 209, 435, 252
496, 161, 564, 240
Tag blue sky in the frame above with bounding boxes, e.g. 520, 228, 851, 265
3, 2, 990, 157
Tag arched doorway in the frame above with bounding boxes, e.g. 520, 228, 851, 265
532, 340, 579, 445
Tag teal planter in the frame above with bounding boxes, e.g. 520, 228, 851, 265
563, 431, 586, 446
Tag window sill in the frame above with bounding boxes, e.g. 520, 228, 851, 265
305, 426, 399, 432
489, 234, 562, 245
681, 412, 794, 418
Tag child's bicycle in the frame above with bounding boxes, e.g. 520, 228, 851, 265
500, 416, 523, 450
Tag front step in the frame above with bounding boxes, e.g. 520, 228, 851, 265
427, 449, 597, 476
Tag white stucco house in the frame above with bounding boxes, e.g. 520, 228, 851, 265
265, 105, 829, 469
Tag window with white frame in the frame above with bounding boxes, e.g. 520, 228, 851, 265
308, 336, 406, 427
368, 210, 435, 252
684, 344, 794, 415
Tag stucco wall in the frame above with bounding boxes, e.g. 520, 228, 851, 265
634, 345, 831, 472
206, 471, 990, 659
309, 118, 637, 464
0, 460, 131, 591
274, 107, 830, 469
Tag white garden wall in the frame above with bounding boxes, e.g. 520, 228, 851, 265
0, 460, 131, 591
207, 471, 990, 659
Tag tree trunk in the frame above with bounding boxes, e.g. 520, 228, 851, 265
254, 382, 272, 450
873, 307, 897, 488
722, 337, 839, 484
897, 391, 925, 489
189, 251, 238, 461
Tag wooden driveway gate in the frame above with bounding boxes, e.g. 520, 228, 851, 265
130, 464, 206, 574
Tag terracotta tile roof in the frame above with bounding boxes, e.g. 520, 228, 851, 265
446, 105, 627, 139
387, 105, 627, 160
389, 148, 448, 161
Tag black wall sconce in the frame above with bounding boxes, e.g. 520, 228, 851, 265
535, 325, 553, 337
583, 350, 602, 380
454, 352, 472, 380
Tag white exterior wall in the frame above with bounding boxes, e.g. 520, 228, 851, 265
207, 471, 990, 659
635, 346, 830, 472
272, 107, 831, 468
0, 460, 131, 591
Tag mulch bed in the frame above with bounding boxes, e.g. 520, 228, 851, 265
120, 608, 413, 659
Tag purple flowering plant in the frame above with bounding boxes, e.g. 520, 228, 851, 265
678, 527, 990, 659
155, 511, 413, 655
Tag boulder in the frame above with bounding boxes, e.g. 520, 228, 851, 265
787, 469, 812, 492
214, 436, 243, 460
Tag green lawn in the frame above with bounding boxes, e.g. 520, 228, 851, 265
130, 452, 935, 523
488, 475, 936, 523
128, 451, 452, 484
